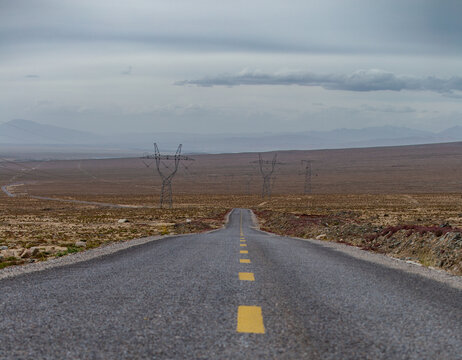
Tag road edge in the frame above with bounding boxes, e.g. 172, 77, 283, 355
249, 209, 462, 290
0, 209, 234, 281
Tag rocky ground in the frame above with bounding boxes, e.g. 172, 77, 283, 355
0, 195, 229, 270
254, 195, 462, 275
3, 192, 462, 275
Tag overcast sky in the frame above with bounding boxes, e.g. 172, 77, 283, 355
1, 0, 462, 134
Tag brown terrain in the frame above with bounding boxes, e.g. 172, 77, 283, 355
1, 141, 462, 274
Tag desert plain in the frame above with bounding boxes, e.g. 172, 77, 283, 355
1, 141, 462, 274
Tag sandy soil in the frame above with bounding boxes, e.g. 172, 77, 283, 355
2, 141, 462, 272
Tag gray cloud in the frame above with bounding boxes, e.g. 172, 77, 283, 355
443, 93, 462, 99
360, 104, 416, 113
176, 69, 462, 94
1, 0, 462, 136
121, 66, 132, 75
25, 74, 39, 78
1, 0, 462, 56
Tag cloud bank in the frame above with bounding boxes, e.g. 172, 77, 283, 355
176, 69, 462, 94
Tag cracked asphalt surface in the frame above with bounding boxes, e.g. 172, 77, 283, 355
1, 209, 462, 359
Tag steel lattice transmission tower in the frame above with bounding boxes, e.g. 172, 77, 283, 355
142, 143, 194, 209
251, 153, 281, 198
301, 160, 312, 194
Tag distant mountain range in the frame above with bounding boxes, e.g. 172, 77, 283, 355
1, 119, 462, 158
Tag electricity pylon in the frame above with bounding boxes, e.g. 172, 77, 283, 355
142, 143, 194, 208
251, 153, 282, 198
301, 160, 312, 194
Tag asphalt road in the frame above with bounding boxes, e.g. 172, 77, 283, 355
1, 209, 462, 359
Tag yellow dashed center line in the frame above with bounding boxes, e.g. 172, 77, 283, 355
237, 306, 265, 334
236, 211, 265, 335
240, 211, 244, 235
239, 272, 255, 281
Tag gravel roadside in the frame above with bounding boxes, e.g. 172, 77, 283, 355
0, 209, 233, 281
0, 235, 164, 280
5, 207, 461, 292
250, 210, 462, 291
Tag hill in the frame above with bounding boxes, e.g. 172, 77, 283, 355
1, 119, 461, 158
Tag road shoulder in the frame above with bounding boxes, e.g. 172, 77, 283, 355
0, 209, 234, 280
250, 210, 462, 291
